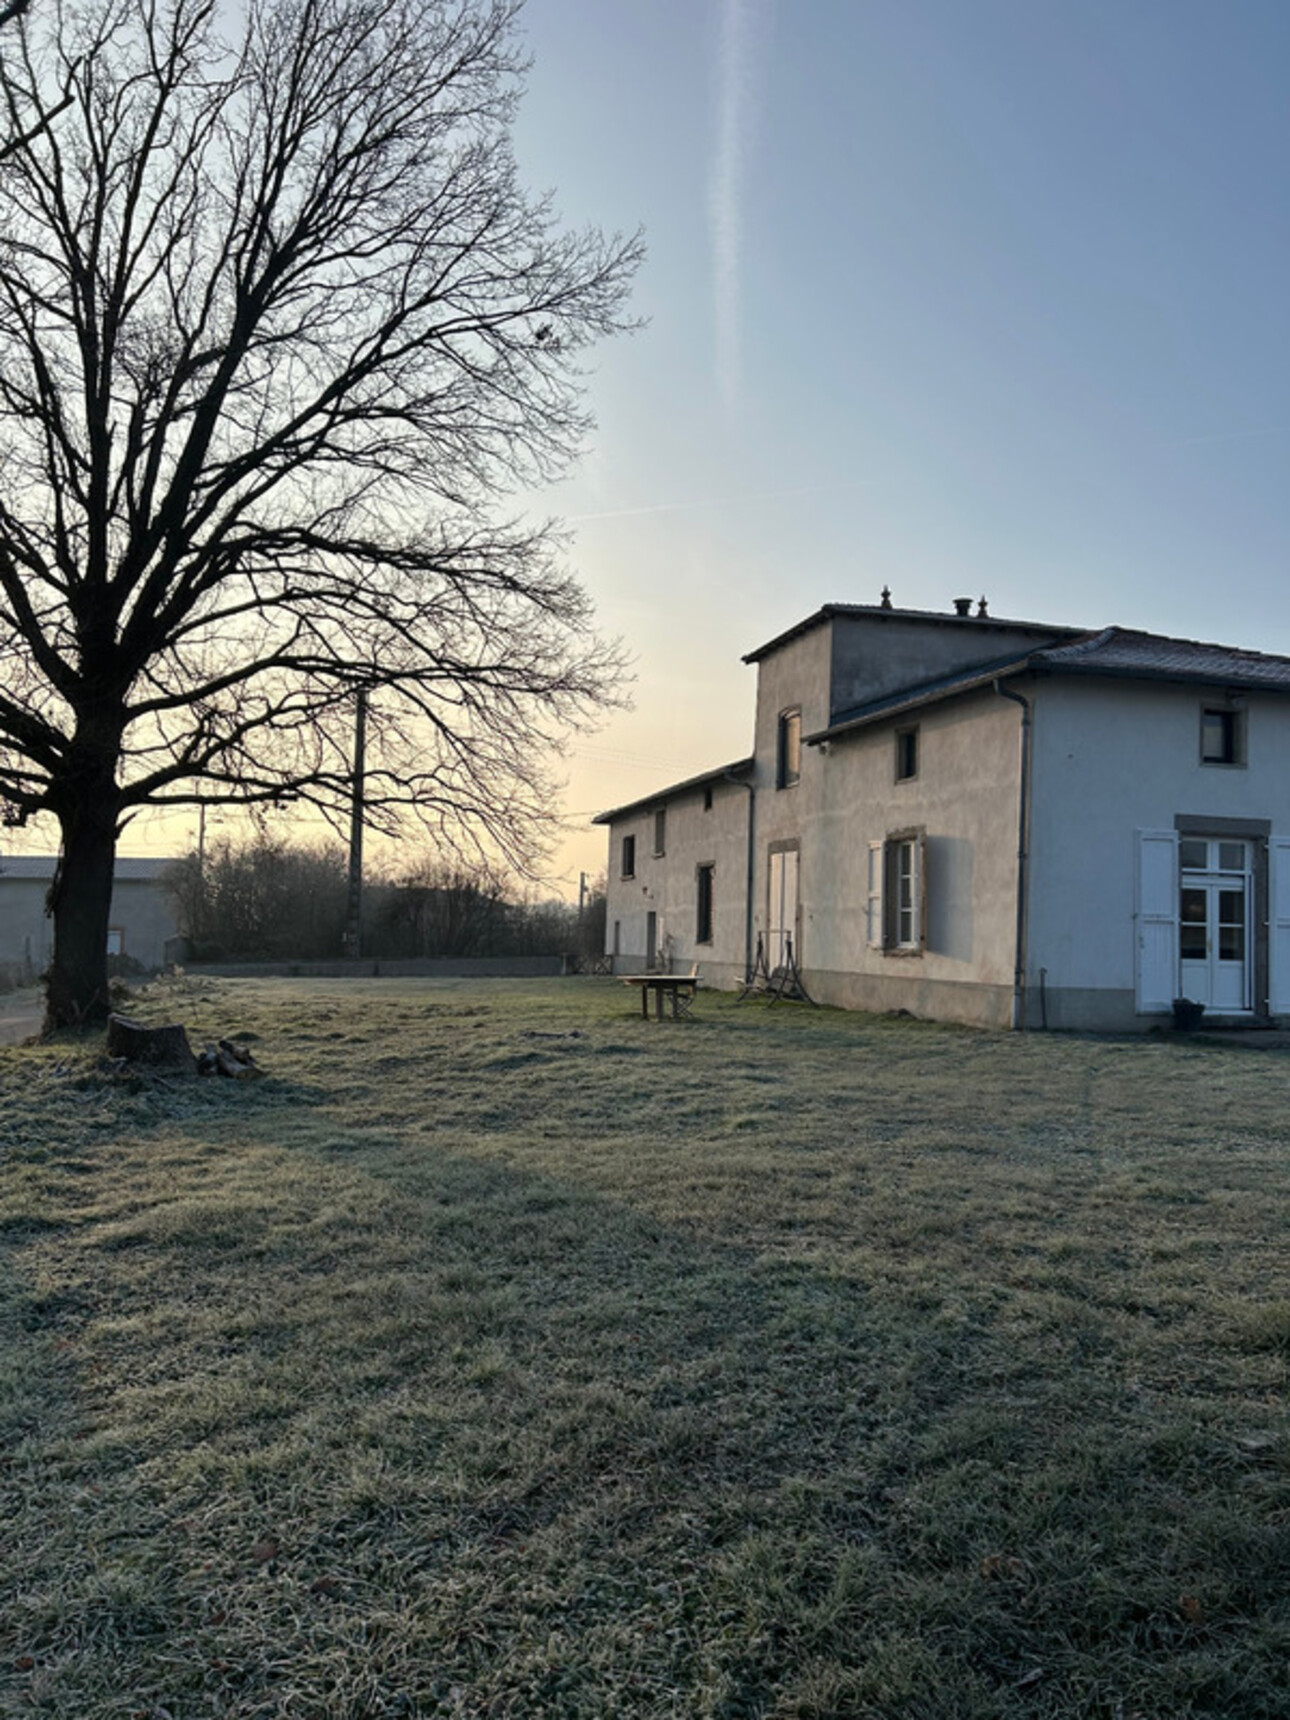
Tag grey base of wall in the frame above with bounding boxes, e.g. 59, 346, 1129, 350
1022, 985, 1143, 1032
1022, 985, 1276, 1034
803, 968, 1015, 1028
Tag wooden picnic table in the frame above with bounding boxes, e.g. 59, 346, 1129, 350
621, 970, 699, 1020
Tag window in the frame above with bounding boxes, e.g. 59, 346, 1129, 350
777, 708, 801, 788
621, 834, 636, 878
894, 840, 919, 947
1201, 706, 1245, 766
895, 726, 918, 781
867, 830, 925, 953
696, 864, 715, 944
703, 785, 714, 812
654, 808, 667, 856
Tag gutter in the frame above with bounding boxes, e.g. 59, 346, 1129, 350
725, 766, 756, 983
993, 680, 1033, 1030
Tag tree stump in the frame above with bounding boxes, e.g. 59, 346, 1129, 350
105, 1014, 196, 1072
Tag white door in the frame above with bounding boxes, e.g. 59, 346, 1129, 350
768, 848, 799, 969
1178, 837, 1251, 1013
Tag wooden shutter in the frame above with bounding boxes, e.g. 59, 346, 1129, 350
1135, 829, 1178, 1013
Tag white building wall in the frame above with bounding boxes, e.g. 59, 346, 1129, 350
1027, 680, 1290, 1028
602, 778, 750, 983
748, 625, 835, 975
797, 686, 1023, 1025
0, 867, 181, 982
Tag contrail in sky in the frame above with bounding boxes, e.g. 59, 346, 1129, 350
711, 0, 771, 411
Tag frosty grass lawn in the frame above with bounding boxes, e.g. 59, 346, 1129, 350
3, 975, 1290, 1719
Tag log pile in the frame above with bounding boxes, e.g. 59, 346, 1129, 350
197, 1038, 261, 1079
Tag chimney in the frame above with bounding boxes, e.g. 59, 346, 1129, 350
977, 596, 989, 618
953, 597, 972, 618
880, 585, 893, 610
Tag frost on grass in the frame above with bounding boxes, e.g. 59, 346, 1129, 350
2, 977, 1290, 1717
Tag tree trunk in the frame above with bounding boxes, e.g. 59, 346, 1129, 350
45, 791, 119, 1030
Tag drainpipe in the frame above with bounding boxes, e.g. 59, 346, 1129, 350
994, 680, 1032, 1030
726, 768, 756, 982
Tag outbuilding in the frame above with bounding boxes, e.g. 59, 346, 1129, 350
0, 856, 182, 987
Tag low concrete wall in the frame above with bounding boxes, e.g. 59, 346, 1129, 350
183, 956, 567, 980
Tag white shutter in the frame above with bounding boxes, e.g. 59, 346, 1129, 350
867, 840, 884, 949
1269, 840, 1290, 1014
784, 848, 799, 965
768, 850, 784, 967
1135, 829, 1178, 1013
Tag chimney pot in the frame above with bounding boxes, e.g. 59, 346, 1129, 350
977, 596, 989, 618
953, 597, 972, 618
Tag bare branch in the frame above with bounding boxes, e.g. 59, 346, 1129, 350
0, 0, 638, 1024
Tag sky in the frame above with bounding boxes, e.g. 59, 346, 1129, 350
505, 0, 1290, 897
19, 0, 1289, 897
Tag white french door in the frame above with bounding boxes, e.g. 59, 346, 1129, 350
767, 848, 799, 970
1178, 837, 1251, 1013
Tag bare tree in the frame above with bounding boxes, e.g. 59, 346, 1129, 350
0, 0, 638, 1026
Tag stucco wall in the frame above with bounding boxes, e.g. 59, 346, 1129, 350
602, 624, 1029, 1022
827, 612, 1065, 718
791, 685, 1024, 1021
1027, 679, 1290, 1027
603, 777, 750, 984
0, 872, 180, 978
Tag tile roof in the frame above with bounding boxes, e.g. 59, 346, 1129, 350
1032, 627, 1290, 688
592, 759, 754, 825
813, 625, 1290, 742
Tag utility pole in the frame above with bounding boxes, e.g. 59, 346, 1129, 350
342, 690, 367, 960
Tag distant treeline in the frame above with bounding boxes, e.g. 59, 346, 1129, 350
165, 839, 606, 963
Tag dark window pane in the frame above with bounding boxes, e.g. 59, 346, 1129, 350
1219, 889, 1244, 925
896, 729, 918, 780
1180, 888, 1207, 924
1218, 841, 1246, 872
696, 865, 714, 943
1180, 925, 1207, 959
1179, 838, 1208, 870
1201, 709, 1238, 764
1220, 925, 1245, 961
778, 711, 801, 788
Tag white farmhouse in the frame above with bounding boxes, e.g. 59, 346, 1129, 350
596, 597, 1290, 1030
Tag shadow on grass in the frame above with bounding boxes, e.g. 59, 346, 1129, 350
4, 1098, 1289, 1720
